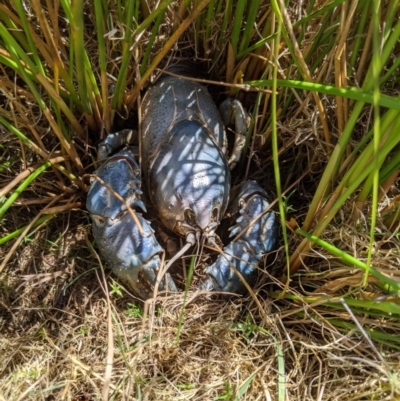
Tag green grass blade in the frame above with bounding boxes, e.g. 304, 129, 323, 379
0, 214, 55, 245
214, 0, 232, 58
231, 0, 247, 56
251, 326, 285, 400
293, 0, 347, 28
364, 0, 383, 285
140, 11, 165, 76
377, 151, 400, 185
234, 371, 256, 400
71, 0, 92, 115
346, 117, 400, 187
379, 56, 400, 86
349, 1, 371, 70
112, 0, 174, 112
270, 15, 290, 283
0, 116, 48, 159
327, 319, 400, 349
238, 0, 260, 55
246, 79, 400, 110
236, 32, 277, 60
296, 229, 400, 292
382, 0, 400, 40
204, 0, 216, 43
0, 4, 84, 140
0, 161, 55, 220
0, 22, 36, 71
0, 8, 29, 51
13, 0, 46, 76
0, 55, 34, 79
59, 0, 72, 22
94, 0, 109, 129
277, 339, 285, 401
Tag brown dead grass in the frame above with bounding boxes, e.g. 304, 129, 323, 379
2, 224, 399, 400
1, 1, 400, 400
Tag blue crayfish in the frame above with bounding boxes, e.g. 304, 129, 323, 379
86, 71, 278, 299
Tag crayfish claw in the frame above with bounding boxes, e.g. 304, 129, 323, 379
91, 210, 177, 299
199, 180, 278, 294
200, 241, 260, 293
87, 145, 177, 300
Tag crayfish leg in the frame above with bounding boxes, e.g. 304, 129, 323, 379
97, 129, 138, 161
219, 99, 250, 170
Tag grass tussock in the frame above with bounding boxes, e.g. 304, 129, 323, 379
1, 0, 400, 399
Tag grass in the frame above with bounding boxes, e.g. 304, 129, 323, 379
1, 0, 400, 400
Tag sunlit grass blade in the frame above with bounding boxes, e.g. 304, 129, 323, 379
246, 79, 400, 110
363, 0, 383, 286
0, 54, 33, 79
0, 23, 36, 71
270, 12, 290, 289
296, 229, 400, 292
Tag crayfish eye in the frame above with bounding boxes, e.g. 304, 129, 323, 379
211, 207, 219, 222
92, 215, 107, 227
185, 209, 196, 224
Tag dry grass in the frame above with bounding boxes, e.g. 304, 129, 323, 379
2, 227, 399, 400
1, 0, 400, 400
